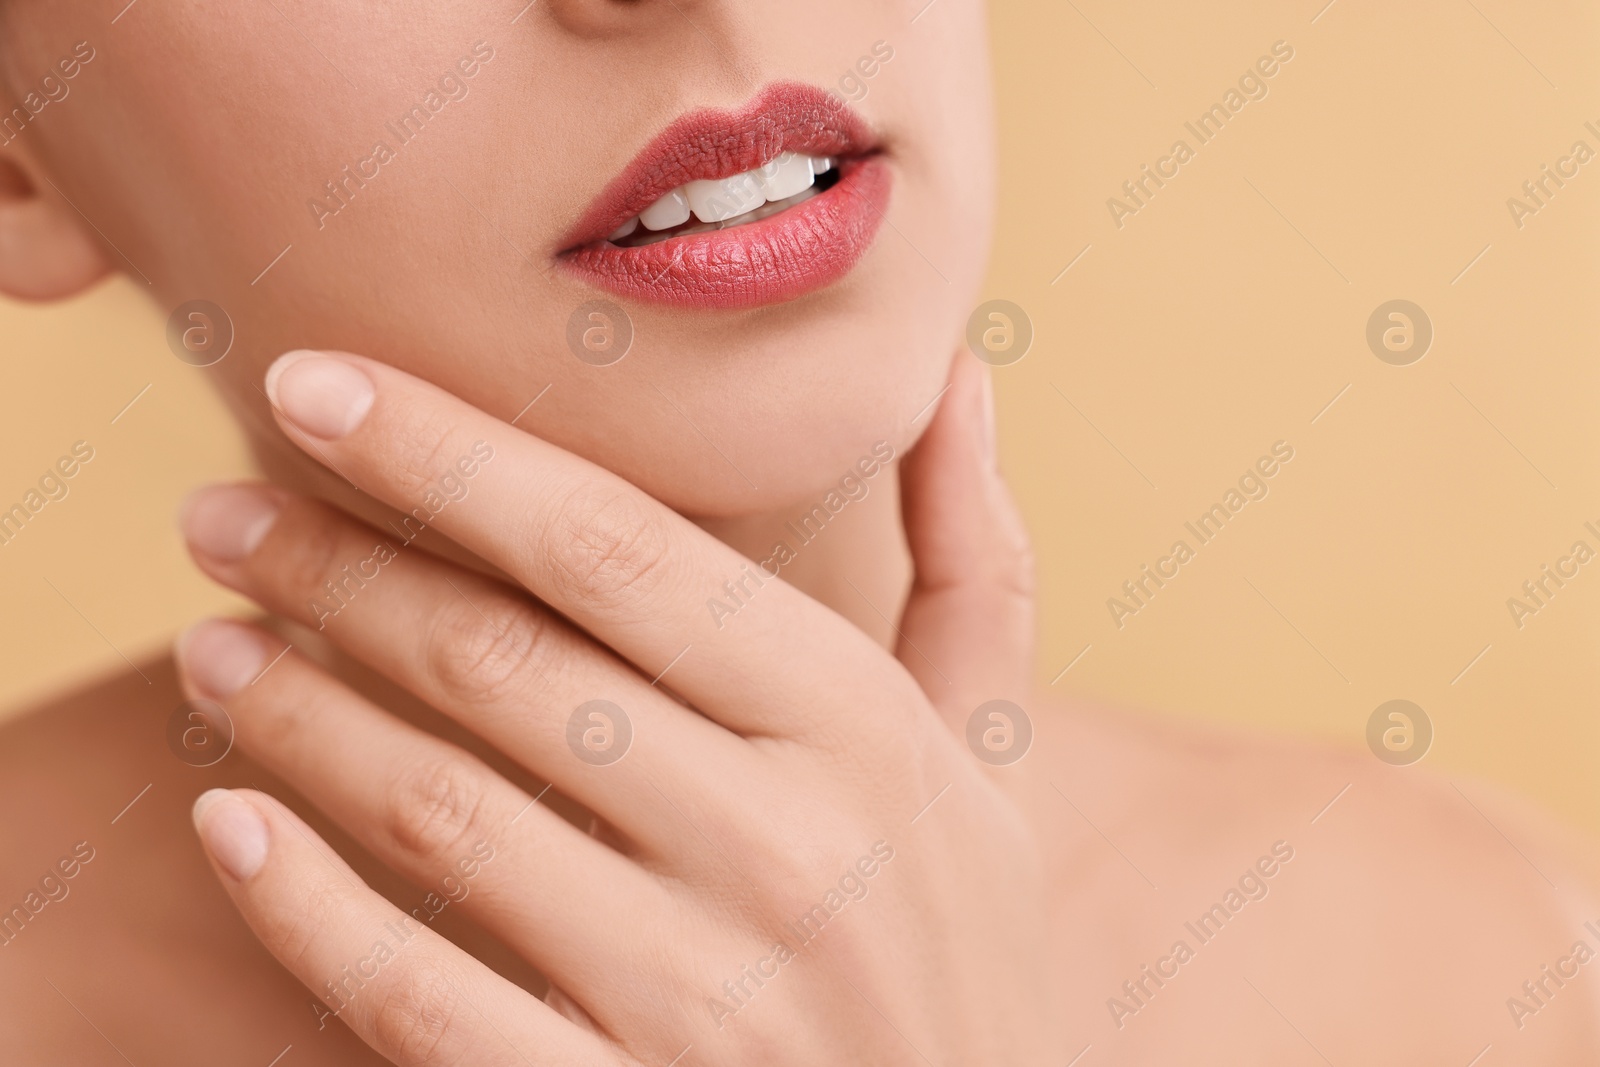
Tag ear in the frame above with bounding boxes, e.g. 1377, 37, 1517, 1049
0, 147, 111, 301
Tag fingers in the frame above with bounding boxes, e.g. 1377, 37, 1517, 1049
897, 352, 1036, 726
176, 620, 673, 996
258, 349, 911, 738
179, 484, 759, 850
190, 788, 620, 1067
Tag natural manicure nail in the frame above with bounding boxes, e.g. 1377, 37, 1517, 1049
176, 619, 271, 699
180, 485, 279, 561
265, 351, 375, 440
192, 789, 269, 881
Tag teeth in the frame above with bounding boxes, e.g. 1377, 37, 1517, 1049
686, 172, 766, 223
639, 188, 691, 231
756, 153, 815, 203
623, 155, 836, 238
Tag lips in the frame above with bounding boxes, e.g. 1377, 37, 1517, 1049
558, 82, 891, 310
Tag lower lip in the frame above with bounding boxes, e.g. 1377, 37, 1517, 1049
559, 157, 892, 311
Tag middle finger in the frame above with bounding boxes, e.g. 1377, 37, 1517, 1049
181, 482, 767, 854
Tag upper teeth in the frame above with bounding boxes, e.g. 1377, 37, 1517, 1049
615, 154, 835, 238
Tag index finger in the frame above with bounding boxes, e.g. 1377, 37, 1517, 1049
262, 349, 914, 738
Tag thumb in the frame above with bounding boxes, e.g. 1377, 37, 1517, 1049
897, 350, 1036, 731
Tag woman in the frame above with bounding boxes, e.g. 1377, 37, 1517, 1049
0, 1, 1596, 1063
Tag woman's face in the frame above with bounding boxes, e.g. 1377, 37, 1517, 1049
1, 2, 995, 515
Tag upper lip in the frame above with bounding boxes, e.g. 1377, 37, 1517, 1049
558, 82, 879, 252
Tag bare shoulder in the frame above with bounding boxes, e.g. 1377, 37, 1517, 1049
0, 662, 385, 1065
1026, 696, 1600, 1064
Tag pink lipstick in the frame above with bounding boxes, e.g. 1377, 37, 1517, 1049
558, 83, 891, 310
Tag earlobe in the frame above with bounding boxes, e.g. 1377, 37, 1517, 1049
0, 151, 111, 302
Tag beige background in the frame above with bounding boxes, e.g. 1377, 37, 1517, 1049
3, 0, 1598, 834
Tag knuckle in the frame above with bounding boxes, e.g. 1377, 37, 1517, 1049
368, 961, 468, 1066
749, 829, 877, 922
999, 537, 1036, 601
425, 592, 553, 707
542, 486, 672, 609
384, 756, 489, 864
247, 673, 319, 751
270, 505, 352, 603
992, 493, 1037, 598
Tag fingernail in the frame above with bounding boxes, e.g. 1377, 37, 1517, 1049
192, 789, 269, 881
176, 619, 271, 699
265, 350, 375, 440
180, 485, 280, 561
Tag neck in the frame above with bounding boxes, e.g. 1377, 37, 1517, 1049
694, 468, 912, 649
254, 441, 913, 650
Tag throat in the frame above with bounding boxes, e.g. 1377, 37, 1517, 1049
692, 466, 911, 650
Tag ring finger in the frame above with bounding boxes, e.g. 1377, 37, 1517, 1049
176, 618, 678, 998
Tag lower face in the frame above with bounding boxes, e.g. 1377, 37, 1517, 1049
4, 1, 996, 516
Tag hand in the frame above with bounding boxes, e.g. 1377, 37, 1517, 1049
175, 347, 1060, 1065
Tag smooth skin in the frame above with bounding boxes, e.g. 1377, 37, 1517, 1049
174, 348, 1060, 1065
161, 348, 1600, 1065
1, 0, 1599, 1063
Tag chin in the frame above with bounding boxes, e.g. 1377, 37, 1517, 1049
605, 258, 979, 519
606, 332, 961, 519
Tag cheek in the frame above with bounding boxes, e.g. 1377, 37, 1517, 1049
49, 7, 510, 321
65, 0, 997, 521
